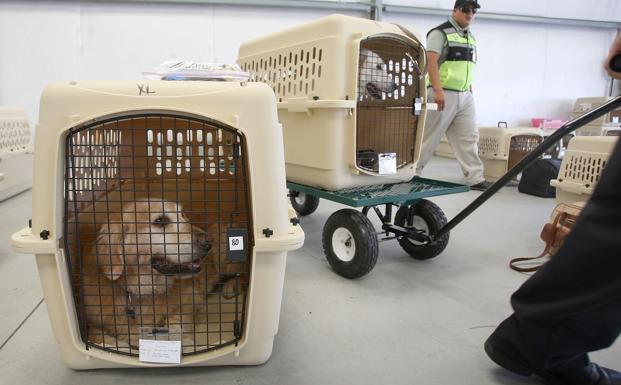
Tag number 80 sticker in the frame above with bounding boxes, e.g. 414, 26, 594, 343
229, 236, 244, 251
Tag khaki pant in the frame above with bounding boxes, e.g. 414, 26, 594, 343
415, 88, 485, 185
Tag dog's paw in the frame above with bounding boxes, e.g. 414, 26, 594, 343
221, 279, 239, 299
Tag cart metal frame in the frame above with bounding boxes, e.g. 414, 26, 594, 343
288, 177, 468, 278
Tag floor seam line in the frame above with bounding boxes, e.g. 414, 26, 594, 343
0, 297, 45, 351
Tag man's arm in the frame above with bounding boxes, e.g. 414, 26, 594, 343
427, 51, 445, 111
426, 29, 447, 111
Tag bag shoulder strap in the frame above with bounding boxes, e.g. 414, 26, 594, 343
509, 201, 584, 273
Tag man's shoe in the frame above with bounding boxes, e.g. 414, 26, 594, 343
484, 335, 533, 376
470, 180, 494, 191
584, 364, 621, 385
485, 335, 621, 385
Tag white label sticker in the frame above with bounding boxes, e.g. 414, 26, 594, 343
139, 339, 181, 364
229, 236, 244, 251
378, 152, 397, 175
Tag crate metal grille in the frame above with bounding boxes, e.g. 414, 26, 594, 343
63, 112, 252, 357
355, 36, 422, 173
507, 135, 544, 171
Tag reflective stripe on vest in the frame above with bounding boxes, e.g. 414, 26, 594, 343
429, 21, 477, 92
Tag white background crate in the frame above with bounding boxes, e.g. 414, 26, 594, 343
550, 136, 618, 204
238, 14, 428, 190
0, 106, 33, 202
10, 81, 303, 369
478, 126, 544, 182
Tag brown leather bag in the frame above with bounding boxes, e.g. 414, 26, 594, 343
510, 202, 585, 272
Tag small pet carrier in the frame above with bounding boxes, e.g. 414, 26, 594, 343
477, 125, 544, 182
237, 14, 428, 190
0, 106, 33, 201
571, 97, 621, 136
11, 80, 304, 369
550, 136, 618, 204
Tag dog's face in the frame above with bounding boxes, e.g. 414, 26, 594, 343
359, 48, 398, 100
94, 199, 212, 295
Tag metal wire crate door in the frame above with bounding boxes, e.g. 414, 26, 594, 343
356, 35, 423, 174
63, 112, 252, 357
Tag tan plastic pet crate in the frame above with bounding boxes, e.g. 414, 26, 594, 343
550, 136, 618, 204
0, 106, 34, 201
571, 97, 621, 136
237, 14, 428, 190
11, 80, 304, 369
478, 125, 544, 182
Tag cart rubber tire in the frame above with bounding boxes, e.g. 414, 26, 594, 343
394, 199, 449, 260
289, 190, 320, 216
322, 209, 379, 279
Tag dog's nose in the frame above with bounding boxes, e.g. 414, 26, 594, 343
198, 239, 212, 252
390, 82, 398, 92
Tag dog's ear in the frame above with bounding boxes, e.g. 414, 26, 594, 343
96, 216, 126, 281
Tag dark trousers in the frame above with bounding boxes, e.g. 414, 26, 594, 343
492, 138, 621, 373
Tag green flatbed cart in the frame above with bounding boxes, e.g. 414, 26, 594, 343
287, 177, 469, 278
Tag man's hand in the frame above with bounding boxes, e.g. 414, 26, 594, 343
605, 32, 621, 80
433, 88, 446, 111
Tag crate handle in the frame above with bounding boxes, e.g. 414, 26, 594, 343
277, 99, 356, 113
549, 179, 592, 195
254, 222, 305, 252
11, 227, 56, 254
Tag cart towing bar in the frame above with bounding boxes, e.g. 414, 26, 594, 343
431, 93, 621, 243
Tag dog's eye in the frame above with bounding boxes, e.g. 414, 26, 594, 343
376, 64, 383, 70
152, 215, 171, 227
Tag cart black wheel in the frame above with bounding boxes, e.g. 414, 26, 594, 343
394, 199, 449, 260
289, 190, 320, 216
322, 209, 379, 279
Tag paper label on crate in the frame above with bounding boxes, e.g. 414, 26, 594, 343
229, 236, 244, 251
139, 339, 181, 364
378, 153, 397, 175
227, 228, 248, 262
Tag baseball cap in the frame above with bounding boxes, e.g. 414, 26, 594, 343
454, 0, 481, 9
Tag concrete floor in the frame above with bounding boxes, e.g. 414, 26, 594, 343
1, 156, 619, 384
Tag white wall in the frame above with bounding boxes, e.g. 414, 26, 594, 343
0, 1, 618, 128
387, 10, 616, 126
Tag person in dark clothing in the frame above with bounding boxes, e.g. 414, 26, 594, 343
484, 34, 621, 385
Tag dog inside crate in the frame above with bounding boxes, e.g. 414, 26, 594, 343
356, 36, 423, 174
63, 113, 252, 355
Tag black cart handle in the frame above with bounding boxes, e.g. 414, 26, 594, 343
432, 93, 621, 242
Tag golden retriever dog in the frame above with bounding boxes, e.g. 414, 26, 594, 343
81, 198, 213, 349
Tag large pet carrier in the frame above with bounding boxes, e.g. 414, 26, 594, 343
571, 97, 621, 136
237, 14, 428, 190
477, 125, 544, 182
0, 106, 33, 201
11, 81, 304, 369
550, 136, 618, 204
